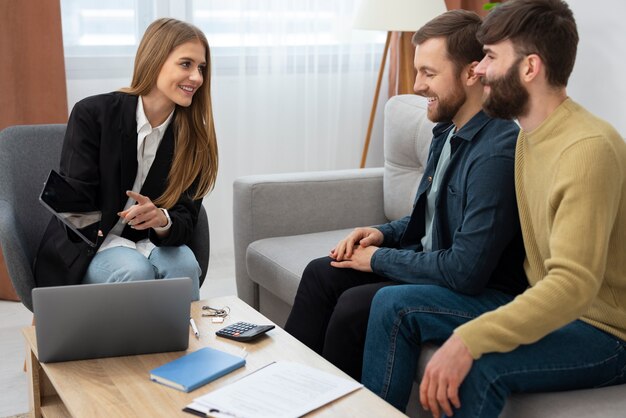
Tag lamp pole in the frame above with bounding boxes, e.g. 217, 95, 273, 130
354, 0, 447, 168
360, 31, 392, 168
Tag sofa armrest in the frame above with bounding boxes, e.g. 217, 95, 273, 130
233, 168, 386, 308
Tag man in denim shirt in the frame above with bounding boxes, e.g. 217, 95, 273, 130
284, 10, 527, 381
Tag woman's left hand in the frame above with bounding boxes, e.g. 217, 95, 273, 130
118, 191, 168, 230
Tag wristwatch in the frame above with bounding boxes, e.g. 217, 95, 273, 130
154, 208, 172, 231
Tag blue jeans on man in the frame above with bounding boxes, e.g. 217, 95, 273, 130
362, 285, 626, 417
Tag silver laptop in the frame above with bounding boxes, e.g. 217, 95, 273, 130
33, 277, 193, 363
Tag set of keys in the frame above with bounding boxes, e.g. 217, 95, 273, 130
201, 305, 230, 323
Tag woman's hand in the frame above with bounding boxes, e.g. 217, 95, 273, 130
118, 191, 168, 231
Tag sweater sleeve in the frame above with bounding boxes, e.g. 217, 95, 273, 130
455, 138, 622, 359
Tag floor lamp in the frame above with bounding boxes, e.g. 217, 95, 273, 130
354, 0, 447, 168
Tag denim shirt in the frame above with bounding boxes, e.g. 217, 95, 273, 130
371, 111, 527, 295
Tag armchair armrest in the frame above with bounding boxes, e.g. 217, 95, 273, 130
233, 168, 386, 308
0, 199, 36, 311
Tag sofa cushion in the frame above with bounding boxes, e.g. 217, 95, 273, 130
413, 346, 626, 418
383, 95, 435, 221
501, 385, 626, 418
246, 228, 353, 306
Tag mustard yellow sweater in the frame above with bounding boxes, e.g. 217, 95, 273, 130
456, 98, 626, 359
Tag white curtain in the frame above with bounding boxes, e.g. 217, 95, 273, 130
197, 0, 387, 251
62, 0, 388, 252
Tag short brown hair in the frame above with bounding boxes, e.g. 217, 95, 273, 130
477, 0, 578, 87
412, 10, 484, 74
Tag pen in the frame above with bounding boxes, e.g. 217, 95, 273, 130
190, 317, 200, 339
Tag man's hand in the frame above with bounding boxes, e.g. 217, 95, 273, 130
330, 227, 383, 261
118, 191, 168, 231
330, 245, 378, 272
420, 333, 474, 418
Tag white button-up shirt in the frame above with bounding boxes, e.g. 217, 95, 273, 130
97, 97, 175, 257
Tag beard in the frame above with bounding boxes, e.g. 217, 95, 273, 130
427, 80, 467, 123
481, 58, 530, 120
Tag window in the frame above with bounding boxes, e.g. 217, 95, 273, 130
61, 0, 383, 77
61, 0, 155, 57
192, 2, 349, 48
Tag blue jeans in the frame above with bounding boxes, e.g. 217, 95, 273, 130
362, 285, 626, 417
83, 245, 201, 301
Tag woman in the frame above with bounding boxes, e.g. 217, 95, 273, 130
34, 18, 218, 300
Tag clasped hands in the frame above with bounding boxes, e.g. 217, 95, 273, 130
117, 191, 168, 230
329, 227, 383, 272
332, 229, 475, 418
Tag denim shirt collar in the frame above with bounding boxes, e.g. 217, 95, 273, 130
431, 110, 492, 143
420, 110, 494, 200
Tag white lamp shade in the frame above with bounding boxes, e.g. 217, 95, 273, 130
354, 0, 448, 32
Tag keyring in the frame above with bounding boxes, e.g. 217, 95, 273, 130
201, 305, 230, 318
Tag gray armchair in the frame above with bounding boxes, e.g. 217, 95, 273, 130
0, 124, 210, 312
233, 94, 626, 417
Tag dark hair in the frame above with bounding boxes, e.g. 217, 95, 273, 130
412, 10, 484, 74
477, 0, 578, 87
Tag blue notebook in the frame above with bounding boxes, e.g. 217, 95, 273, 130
150, 347, 246, 392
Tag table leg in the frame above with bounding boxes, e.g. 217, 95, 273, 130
26, 345, 42, 418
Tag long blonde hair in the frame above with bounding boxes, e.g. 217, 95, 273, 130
120, 18, 218, 208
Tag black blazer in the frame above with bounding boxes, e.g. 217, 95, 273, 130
34, 92, 201, 287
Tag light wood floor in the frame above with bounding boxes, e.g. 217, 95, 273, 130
0, 250, 236, 418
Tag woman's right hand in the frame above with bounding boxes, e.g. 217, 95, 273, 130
118, 191, 168, 231
330, 227, 384, 261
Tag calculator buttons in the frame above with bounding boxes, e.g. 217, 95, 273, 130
216, 321, 275, 342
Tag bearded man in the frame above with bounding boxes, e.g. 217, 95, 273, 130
284, 9, 527, 383
363, 1, 626, 417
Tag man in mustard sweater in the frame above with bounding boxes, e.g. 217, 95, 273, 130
362, 1, 626, 417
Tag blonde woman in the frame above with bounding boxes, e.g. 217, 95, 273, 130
34, 18, 218, 300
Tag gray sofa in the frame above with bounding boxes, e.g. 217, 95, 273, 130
233, 94, 626, 417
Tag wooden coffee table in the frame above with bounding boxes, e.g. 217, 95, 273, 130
24, 295, 406, 417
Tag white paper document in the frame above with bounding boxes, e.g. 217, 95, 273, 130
185, 361, 363, 418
